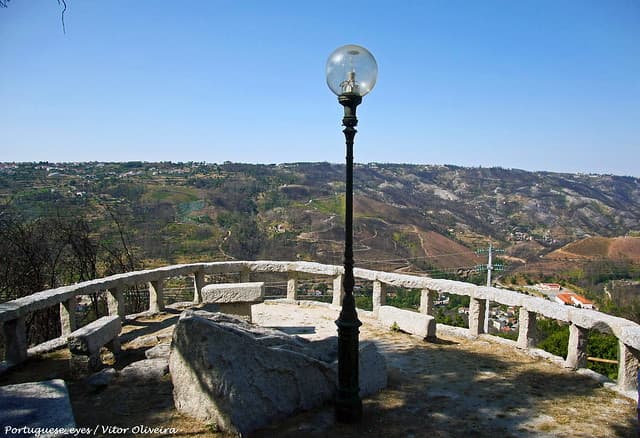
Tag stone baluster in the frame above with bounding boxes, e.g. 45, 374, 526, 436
517, 308, 537, 349
193, 271, 204, 304
564, 323, 588, 369
287, 272, 298, 301
332, 274, 344, 307
618, 341, 640, 392
59, 296, 78, 337
419, 289, 437, 316
2, 316, 27, 364
372, 280, 386, 316
148, 279, 165, 313
240, 268, 250, 283
107, 287, 126, 321
484, 300, 491, 333
468, 296, 486, 336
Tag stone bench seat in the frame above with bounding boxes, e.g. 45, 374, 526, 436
378, 305, 437, 340
200, 282, 265, 322
68, 315, 121, 373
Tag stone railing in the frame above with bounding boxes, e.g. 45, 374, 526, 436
1, 260, 638, 398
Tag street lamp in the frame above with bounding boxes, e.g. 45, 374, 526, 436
326, 44, 378, 423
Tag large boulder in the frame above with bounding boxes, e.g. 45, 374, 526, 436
169, 311, 386, 436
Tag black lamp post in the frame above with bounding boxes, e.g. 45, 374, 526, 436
326, 44, 378, 423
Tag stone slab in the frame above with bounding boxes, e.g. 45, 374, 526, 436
0, 379, 76, 435
378, 305, 436, 340
201, 282, 264, 304
68, 315, 121, 355
218, 303, 253, 322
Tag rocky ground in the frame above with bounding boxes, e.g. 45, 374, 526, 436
1, 301, 637, 437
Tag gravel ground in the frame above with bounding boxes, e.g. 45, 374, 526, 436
252, 301, 637, 437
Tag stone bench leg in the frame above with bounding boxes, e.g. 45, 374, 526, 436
70, 351, 102, 375
218, 303, 253, 322
71, 339, 120, 375
2, 317, 27, 364
108, 337, 121, 355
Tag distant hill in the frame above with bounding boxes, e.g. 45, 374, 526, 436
1, 162, 639, 281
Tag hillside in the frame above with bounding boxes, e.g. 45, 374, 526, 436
545, 236, 640, 263
1, 161, 639, 280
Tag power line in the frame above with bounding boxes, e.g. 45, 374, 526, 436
357, 250, 480, 264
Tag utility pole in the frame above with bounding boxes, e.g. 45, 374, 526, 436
486, 242, 494, 288
476, 243, 504, 332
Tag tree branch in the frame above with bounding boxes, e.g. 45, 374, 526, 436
57, 0, 67, 34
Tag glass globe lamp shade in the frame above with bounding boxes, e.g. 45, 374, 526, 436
326, 44, 377, 97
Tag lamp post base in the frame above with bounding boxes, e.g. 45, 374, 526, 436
335, 316, 362, 423
335, 392, 363, 423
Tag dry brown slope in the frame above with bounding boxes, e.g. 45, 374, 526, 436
547, 236, 640, 263
411, 227, 482, 269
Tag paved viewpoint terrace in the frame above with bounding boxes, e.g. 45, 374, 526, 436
0, 261, 638, 436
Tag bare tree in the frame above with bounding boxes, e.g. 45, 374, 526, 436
0, 203, 140, 345
1, 0, 68, 33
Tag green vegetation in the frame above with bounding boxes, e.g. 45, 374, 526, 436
386, 288, 420, 310
536, 319, 618, 380
587, 332, 618, 379
355, 294, 373, 311
309, 195, 345, 218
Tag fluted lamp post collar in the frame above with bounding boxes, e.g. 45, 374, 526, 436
326, 44, 377, 424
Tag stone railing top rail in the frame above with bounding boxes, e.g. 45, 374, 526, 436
1, 260, 639, 350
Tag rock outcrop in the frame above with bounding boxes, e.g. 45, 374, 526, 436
169, 310, 386, 436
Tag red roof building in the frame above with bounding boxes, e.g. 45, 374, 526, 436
555, 293, 574, 305
554, 292, 594, 309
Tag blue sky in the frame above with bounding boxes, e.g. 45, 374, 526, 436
1, 1, 639, 176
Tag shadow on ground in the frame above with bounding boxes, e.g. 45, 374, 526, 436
252, 334, 637, 437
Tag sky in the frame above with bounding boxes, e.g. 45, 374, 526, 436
1, 1, 639, 177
